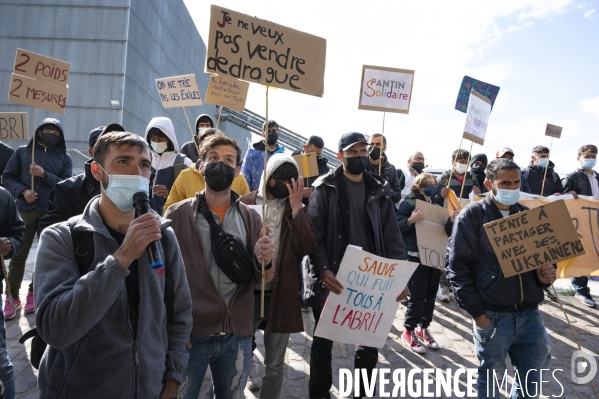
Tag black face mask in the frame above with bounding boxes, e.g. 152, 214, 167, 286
41, 133, 60, 147
411, 162, 425, 173
268, 180, 289, 199
345, 156, 367, 175
471, 164, 486, 175
266, 131, 278, 146
203, 161, 236, 192
369, 147, 381, 160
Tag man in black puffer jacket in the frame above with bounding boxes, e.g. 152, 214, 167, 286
1, 118, 72, 318
40, 123, 124, 230
522, 145, 564, 196
365, 133, 404, 204
446, 159, 556, 398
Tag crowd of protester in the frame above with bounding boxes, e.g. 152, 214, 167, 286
0, 114, 597, 398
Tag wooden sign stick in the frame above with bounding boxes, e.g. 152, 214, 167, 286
216, 107, 223, 130
457, 140, 474, 209
379, 112, 386, 176
540, 136, 555, 197
181, 106, 201, 158
31, 108, 38, 190
447, 136, 464, 188
261, 85, 269, 318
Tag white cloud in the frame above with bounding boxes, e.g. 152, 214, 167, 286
580, 96, 599, 118
508, 21, 534, 33
583, 9, 597, 19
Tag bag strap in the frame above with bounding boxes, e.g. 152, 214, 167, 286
465, 201, 483, 233
68, 215, 95, 276
198, 193, 228, 243
173, 153, 185, 181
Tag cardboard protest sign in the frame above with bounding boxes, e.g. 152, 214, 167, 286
545, 123, 562, 139
462, 90, 491, 145
205, 5, 326, 97
358, 65, 414, 114
204, 74, 249, 112
155, 74, 203, 108
415, 200, 450, 269
484, 200, 584, 278
517, 196, 599, 278
455, 75, 500, 113
13, 48, 70, 87
292, 153, 319, 178
0, 113, 28, 141
314, 245, 418, 348
447, 190, 471, 214
8, 74, 68, 114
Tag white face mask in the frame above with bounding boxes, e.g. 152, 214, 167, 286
455, 163, 468, 174
151, 141, 168, 154
99, 165, 150, 212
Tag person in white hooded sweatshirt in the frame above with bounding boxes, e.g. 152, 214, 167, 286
144, 117, 192, 214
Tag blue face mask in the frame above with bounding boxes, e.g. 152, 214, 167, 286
537, 158, 549, 168
582, 158, 596, 170
423, 184, 438, 197
492, 184, 520, 207
99, 165, 150, 212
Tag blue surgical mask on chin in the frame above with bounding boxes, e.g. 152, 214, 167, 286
582, 158, 596, 170
492, 184, 520, 207
99, 165, 150, 212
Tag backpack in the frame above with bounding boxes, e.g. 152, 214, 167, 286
19, 215, 175, 369
465, 201, 484, 232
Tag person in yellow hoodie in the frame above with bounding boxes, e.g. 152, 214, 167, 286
163, 129, 250, 214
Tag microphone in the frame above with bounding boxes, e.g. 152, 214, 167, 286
133, 191, 164, 270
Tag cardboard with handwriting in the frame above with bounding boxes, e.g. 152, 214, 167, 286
292, 152, 319, 178
205, 74, 249, 112
483, 200, 584, 278
0, 112, 28, 141
155, 74, 203, 108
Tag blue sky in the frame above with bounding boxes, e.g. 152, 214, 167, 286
184, 0, 599, 174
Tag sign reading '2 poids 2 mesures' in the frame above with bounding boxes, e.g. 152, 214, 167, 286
314, 246, 418, 348
206, 5, 327, 97
358, 66, 415, 114
484, 200, 585, 278
155, 74, 203, 108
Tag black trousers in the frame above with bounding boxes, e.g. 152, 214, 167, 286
309, 310, 378, 398
403, 257, 442, 330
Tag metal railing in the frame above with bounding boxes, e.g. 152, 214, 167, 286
216, 106, 341, 169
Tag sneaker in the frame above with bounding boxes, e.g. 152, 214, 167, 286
575, 294, 597, 308
4, 297, 22, 320
401, 329, 426, 354
24, 291, 35, 314
543, 288, 556, 301
415, 326, 440, 349
437, 285, 450, 303
247, 357, 262, 390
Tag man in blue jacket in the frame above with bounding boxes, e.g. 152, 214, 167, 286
241, 120, 285, 191
1, 118, 72, 319
446, 158, 556, 398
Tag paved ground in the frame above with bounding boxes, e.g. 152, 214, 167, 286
4, 240, 599, 398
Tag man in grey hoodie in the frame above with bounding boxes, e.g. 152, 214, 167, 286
34, 132, 192, 399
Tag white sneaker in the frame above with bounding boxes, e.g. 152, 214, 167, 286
437, 285, 450, 303
247, 357, 262, 391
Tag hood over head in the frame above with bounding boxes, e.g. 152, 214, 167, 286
195, 114, 215, 133
257, 153, 299, 200
29, 117, 66, 155
470, 153, 488, 167
144, 117, 178, 152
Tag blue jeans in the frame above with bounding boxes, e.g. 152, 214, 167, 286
571, 276, 589, 296
184, 334, 252, 399
473, 309, 552, 399
0, 300, 15, 399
